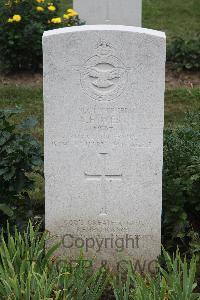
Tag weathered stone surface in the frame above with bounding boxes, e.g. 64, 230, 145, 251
74, 0, 142, 27
43, 25, 166, 271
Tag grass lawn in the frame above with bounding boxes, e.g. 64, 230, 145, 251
143, 0, 200, 40
165, 88, 200, 125
0, 85, 199, 143
60, 0, 200, 40
0, 86, 43, 143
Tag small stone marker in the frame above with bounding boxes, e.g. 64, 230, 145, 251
73, 0, 142, 27
43, 25, 166, 271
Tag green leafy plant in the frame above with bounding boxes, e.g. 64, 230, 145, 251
0, 221, 108, 299
159, 248, 199, 300
163, 112, 200, 252
0, 222, 199, 299
0, 0, 83, 72
0, 108, 43, 228
167, 36, 200, 71
111, 249, 200, 300
112, 271, 133, 300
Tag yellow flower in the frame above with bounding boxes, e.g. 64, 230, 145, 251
48, 5, 56, 11
66, 9, 78, 17
7, 17, 13, 23
51, 17, 61, 24
69, 12, 78, 17
12, 14, 22, 22
36, 0, 44, 3
36, 6, 44, 12
63, 14, 69, 20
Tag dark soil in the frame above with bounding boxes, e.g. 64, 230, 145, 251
166, 67, 200, 89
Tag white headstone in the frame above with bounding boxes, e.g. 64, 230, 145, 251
74, 0, 142, 27
43, 25, 166, 271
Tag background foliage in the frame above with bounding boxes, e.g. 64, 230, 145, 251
0, 0, 82, 72
0, 108, 43, 229
163, 112, 200, 252
167, 37, 200, 71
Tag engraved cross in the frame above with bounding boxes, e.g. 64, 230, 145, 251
84, 153, 122, 216
84, 173, 122, 182
84, 153, 122, 182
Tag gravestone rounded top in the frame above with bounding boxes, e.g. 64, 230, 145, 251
43, 25, 166, 39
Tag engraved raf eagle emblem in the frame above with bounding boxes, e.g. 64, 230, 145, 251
80, 40, 127, 101
87, 67, 121, 89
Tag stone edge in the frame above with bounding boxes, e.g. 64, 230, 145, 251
43, 25, 166, 39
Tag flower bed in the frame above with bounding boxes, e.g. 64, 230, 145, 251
0, 0, 82, 72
